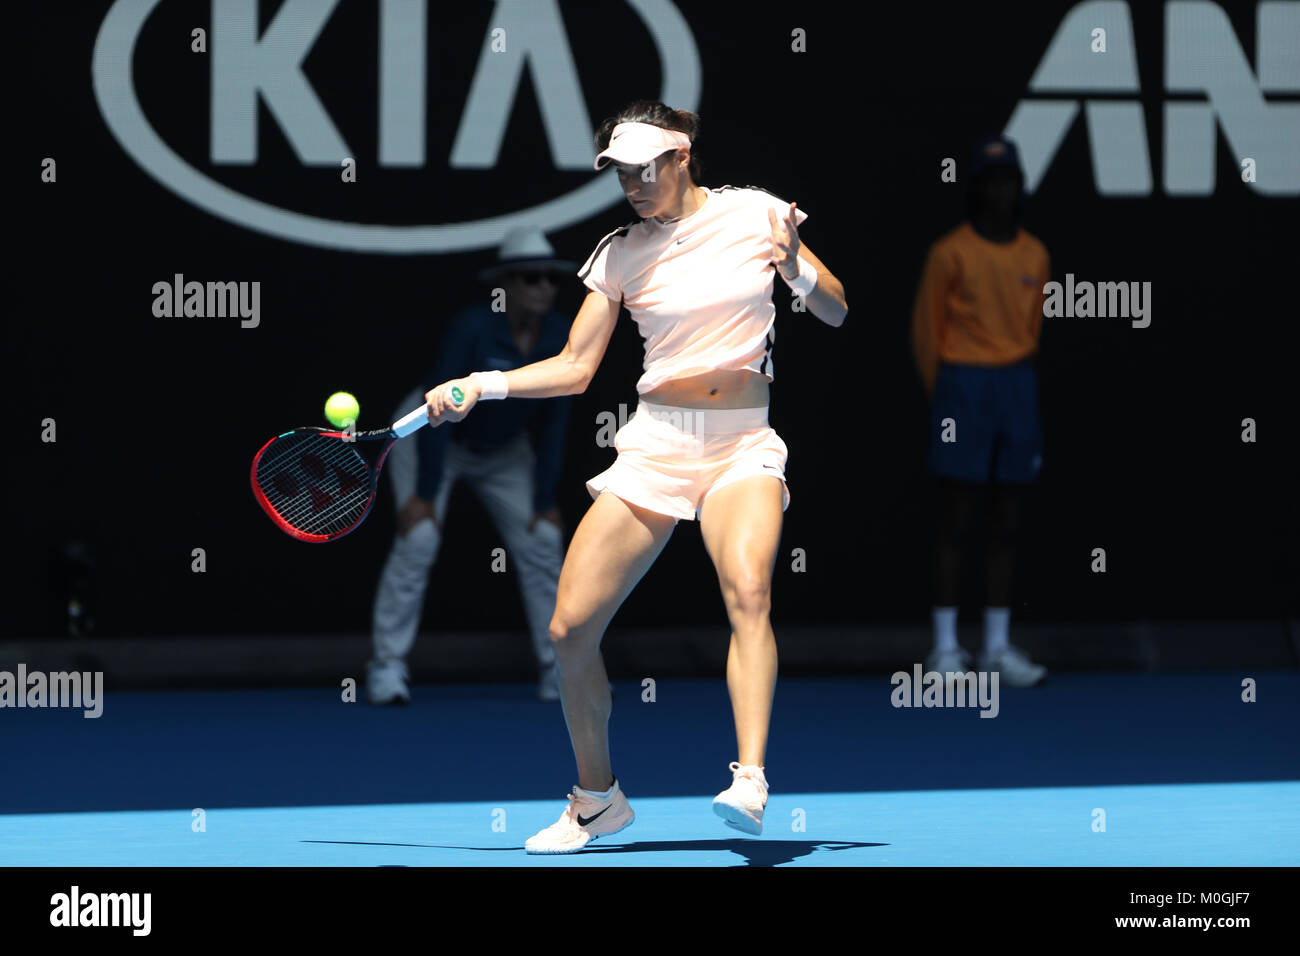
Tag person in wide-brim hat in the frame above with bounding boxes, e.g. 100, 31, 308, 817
366, 224, 577, 709
478, 226, 577, 282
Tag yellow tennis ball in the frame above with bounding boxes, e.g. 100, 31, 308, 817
324, 391, 360, 428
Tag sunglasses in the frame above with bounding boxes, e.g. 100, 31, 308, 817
516, 271, 559, 286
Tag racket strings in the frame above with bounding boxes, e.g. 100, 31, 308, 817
272, 441, 367, 532
255, 433, 372, 535
267, 450, 366, 533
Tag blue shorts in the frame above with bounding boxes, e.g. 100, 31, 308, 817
927, 360, 1042, 483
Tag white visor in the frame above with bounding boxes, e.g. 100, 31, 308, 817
594, 122, 691, 170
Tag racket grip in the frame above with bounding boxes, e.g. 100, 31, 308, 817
391, 387, 466, 438
392, 405, 430, 438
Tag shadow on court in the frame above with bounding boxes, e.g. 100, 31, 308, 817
578, 838, 884, 866
306, 838, 885, 866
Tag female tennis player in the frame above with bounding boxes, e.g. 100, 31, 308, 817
424, 101, 848, 853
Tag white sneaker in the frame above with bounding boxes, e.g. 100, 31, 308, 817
524, 781, 635, 854
712, 762, 768, 835
978, 644, 1047, 687
366, 659, 410, 705
926, 645, 973, 675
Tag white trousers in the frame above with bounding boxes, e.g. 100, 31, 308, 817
369, 388, 563, 674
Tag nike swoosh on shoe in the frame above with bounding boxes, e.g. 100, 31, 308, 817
576, 805, 612, 827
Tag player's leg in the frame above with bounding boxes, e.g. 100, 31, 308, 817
698, 472, 785, 834
522, 490, 676, 854
699, 474, 785, 766
368, 390, 456, 704
550, 490, 676, 790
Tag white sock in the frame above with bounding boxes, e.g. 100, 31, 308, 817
578, 780, 617, 800
932, 607, 958, 652
984, 607, 1010, 654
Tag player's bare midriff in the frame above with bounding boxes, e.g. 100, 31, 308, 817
641, 368, 769, 409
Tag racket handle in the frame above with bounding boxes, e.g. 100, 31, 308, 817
390, 387, 466, 438
392, 405, 429, 438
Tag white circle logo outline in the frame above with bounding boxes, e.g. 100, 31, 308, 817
92, 0, 701, 254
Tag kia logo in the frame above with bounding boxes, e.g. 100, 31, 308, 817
92, 0, 702, 253
1006, 1, 1298, 196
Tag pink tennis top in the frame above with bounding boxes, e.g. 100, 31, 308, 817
578, 185, 809, 395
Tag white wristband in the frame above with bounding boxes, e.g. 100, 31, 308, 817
470, 370, 508, 400
780, 256, 818, 298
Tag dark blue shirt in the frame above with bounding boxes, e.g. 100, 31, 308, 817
416, 302, 571, 513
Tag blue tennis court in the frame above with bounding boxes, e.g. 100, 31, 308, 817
4, 671, 1296, 866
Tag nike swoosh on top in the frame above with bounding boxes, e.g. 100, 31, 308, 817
576, 805, 612, 827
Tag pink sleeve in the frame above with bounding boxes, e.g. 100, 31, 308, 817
578, 234, 621, 301
761, 190, 808, 227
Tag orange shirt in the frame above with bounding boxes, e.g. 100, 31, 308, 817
911, 222, 1050, 394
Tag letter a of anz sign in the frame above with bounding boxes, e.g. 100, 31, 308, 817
92, 0, 702, 254
1004, 1, 1299, 196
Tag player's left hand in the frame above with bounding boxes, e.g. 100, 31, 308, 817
768, 202, 802, 281
528, 507, 564, 534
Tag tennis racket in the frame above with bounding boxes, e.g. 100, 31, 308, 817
250, 388, 462, 542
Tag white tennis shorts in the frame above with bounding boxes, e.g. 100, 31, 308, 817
586, 401, 790, 522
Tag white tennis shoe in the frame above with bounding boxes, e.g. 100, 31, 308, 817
525, 781, 635, 854
712, 762, 768, 835
978, 644, 1047, 687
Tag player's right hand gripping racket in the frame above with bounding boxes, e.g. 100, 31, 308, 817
250, 388, 462, 542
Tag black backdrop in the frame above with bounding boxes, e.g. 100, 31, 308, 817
13, 0, 1296, 638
